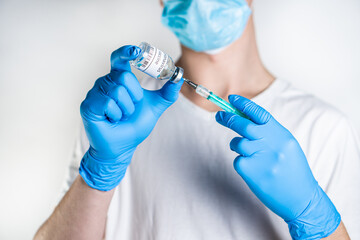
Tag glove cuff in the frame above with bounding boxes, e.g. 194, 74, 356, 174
286, 186, 341, 240
79, 149, 134, 191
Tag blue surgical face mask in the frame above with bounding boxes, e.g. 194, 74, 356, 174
161, 0, 252, 53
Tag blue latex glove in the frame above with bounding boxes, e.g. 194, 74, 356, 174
79, 45, 183, 191
216, 95, 341, 239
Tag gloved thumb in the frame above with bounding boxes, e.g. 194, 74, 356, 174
149, 78, 184, 116
229, 95, 272, 125
111, 45, 141, 72
158, 78, 184, 104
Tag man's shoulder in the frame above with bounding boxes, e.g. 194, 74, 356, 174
273, 80, 359, 173
272, 79, 347, 127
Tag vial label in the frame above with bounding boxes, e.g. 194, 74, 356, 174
138, 46, 168, 79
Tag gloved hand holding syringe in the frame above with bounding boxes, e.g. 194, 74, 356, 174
130, 42, 249, 119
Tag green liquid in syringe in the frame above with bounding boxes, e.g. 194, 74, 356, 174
207, 92, 249, 119
184, 78, 249, 119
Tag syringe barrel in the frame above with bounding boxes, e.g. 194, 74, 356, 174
195, 85, 211, 98
207, 92, 250, 119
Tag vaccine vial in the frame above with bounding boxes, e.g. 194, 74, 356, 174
130, 42, 183, 83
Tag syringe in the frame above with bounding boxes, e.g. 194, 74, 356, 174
183, 78, 249, 119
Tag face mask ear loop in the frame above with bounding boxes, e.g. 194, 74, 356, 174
249, 1, 255, 12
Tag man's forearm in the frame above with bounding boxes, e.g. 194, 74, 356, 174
34, 175, 114, 240
324, 221, 350, 240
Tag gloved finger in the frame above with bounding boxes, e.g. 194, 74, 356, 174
228, 95, 272, 125
230, 137, 258, 157
159, 78, 184, 103
233, 155, 251, 178
150, 78, 184, 115
110, 45, 141, 72
233, 152, 268, 185
233, 155, 261, 193
104, 98, 123, 122
108, 71, 143, 103
215, 111, 258, 140
81, 89, 122, 122
233, 154, 260, 178
107, 85, 135, 117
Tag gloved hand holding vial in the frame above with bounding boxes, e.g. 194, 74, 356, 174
79, 45, 183, 190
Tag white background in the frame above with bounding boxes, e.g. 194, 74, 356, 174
0, 0, 359, 239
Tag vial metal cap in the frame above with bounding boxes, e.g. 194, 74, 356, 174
171, 67, 184, 83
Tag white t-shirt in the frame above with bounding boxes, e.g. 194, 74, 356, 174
64, 78, 360, 239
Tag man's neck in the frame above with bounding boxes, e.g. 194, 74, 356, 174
176, 17, 275, 112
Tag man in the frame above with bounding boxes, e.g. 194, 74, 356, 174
35, 0, 359, 239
